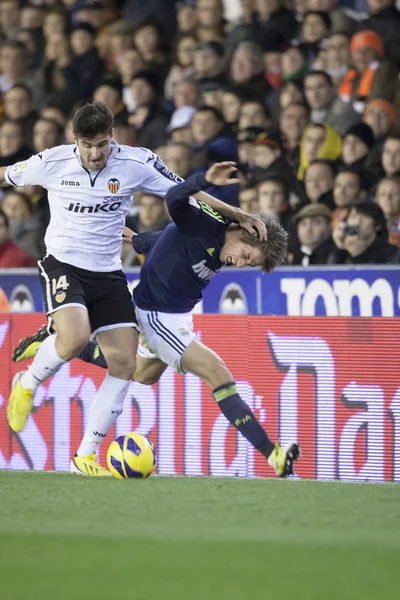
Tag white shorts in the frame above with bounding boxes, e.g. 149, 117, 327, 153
135, 308, 196, 374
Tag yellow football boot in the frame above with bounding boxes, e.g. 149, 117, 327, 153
70, 453, 112, 476
12, 325, 49, 362
268, 441, 301, 478
7, 372, 34, 433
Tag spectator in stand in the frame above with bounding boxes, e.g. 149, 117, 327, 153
33, 118, 62, 154
238, 100, 270, 131
332, 168, 367, 227
307, 0, 357, 35
164, 35, 197, 101
113, 118, 135, 147
126, 193, 170, 235
229, 41, 271, 103
220, 87, 248, 133
382, 136, 400, 178
93, 75, 129, 124
164, 143, 193, 179
129, 70, 170, 150
174, 79, 200, 108
281, 44, 309, 81
239, 183, 259, 214
257, 175, 293, 232
363, 99, 397, 146
43, 9, 69, 40
193, 41, 227, 87
1, 189, 44, 259
118, 49, 146, 112
280, 102, 310, 174
332, 201, 400, 263
0, 208, 36, 268
41, 106, 67, 130
60, 22, 104, 110
376, 177, 400, 247
301, 11, 332, 62
237, 126, 266, 174
4, 84, 38, 148
278, 80, 305, 111
0, 0, 21, 40
260, 28, 285, 90
362, 0, 400, 66
0, 120, 31, 165
304, 70, 359, 135
304, 159, 336, 208
106, 20, 135, 73
132, 18, 171, 80
324, 32, 352, 86
167, 106, 196, 145
338, 31, 399, 118
254, 0, 298, 43
0, 40, 42, 103
177, 1, 197, 37
196, 0, 226, 37
290, 204, 335, 265
122, 0, 177, 37
191, 105, 237, 164
341, 122, 383, 186
297, 123, 342, 180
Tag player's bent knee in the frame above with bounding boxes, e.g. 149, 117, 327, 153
107, 352, 136, 380
56, 331, 90, 361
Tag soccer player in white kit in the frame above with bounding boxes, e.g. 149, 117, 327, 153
0, 103, 185, 475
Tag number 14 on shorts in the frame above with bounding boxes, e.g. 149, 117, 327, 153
52, 275, 69, 294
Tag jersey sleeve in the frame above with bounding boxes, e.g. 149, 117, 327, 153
138, 153, 184, 197
5, 152, 48, 187
165, 172, 228, 237
132, 231, 162, 255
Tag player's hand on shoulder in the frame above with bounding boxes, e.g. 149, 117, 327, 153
236, 211, 268, 241
205, 162, 240, 187
122, 226, 137, 243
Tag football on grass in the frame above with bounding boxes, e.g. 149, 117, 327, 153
107, 433, 157, 479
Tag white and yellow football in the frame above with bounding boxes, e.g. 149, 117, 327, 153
107, 432, 157, 480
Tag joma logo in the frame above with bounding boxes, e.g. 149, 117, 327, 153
61, 180, 80, 186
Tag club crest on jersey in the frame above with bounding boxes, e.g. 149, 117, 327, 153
55, 291, 66, 303
108, 178, 120, 194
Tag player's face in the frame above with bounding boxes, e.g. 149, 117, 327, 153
75, 132, 113, 170
220, 240, 262, 268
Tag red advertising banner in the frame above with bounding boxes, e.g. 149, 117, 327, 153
0, 314, 399, 481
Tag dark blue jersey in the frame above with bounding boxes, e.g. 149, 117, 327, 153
133, 173, 228, 313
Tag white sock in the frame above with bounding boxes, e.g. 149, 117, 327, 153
20, 334, 67, 391
77, 374, 130, 456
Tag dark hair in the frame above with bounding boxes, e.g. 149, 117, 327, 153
1, 40, 26, 54
6, 83, 32, 103
240, 181, 257, 192
133, 17, 170, 55
281, 78, 304, 94
257, 176, 289, 203
351, 200, 388, 239
0, 208, 9, 228
35, 117, 63, 136
231, 217, 288, 273
72, 103, 114, 138
195, 105, 225, 122
304, 11, 332, 31
385, 134, 400, 144
283, 102, 311, 117
305, 70, 333, 87
337, 166, 365, 190
240, 100, 270, 119
0, 119, 23, 133
308, 158, 337, 178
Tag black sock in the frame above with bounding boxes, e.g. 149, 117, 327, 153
213, 382, 275, 457
77, 342, 108, 369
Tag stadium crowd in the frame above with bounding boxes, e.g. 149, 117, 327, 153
0, 0, 399, 268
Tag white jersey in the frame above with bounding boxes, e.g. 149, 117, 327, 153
5, 142, 182, 271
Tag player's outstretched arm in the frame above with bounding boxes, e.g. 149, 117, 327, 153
196, 162, 267, 240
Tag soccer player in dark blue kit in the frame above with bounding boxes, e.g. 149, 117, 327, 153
13, 161, 300, 477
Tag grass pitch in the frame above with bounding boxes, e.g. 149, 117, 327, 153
0, 472, 399, 600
